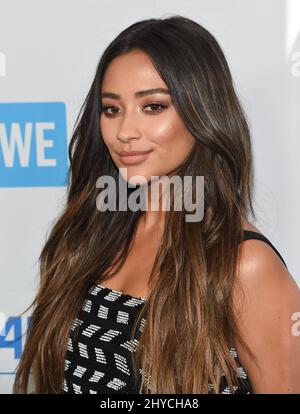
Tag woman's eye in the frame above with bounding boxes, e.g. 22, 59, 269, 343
100, 103, 167, 117
143, 103, 168, 113
101, 106, 119, 116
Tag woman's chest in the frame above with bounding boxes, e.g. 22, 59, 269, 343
97, 226, 162, 298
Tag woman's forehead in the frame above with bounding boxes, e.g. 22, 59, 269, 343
101, 52, 164, 89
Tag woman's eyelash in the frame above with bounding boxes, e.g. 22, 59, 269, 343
100, 103, 168, 115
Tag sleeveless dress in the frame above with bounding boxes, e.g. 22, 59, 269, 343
63, 230, 288, 394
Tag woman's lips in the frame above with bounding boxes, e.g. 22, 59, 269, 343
118, 151, 152, 165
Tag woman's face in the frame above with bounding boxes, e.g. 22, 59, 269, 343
100, 50, 195, 186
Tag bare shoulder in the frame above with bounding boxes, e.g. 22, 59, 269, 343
233, 234, 300, 393
237, 232, 291, 285
235, 235, 299, 327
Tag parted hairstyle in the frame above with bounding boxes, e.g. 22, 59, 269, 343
13, 15, 256, 394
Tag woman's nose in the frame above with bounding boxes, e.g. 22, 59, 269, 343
117, 134, 140, 143
116, 112, 141, 143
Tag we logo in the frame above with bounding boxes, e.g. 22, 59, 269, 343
0, 102, 68, 187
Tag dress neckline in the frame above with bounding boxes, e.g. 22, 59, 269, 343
95, 283, 147, 302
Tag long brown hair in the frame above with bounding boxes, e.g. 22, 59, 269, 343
13, 15, 256, 394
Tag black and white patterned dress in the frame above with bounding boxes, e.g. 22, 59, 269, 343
63, 230, 287, 394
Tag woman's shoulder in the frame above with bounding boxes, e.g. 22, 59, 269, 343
238, 221, 291, 292
240, 221, 287, 269
234, 222, 300, 392
237, 231, 295, 300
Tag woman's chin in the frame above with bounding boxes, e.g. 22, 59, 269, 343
118, 169, 150, 187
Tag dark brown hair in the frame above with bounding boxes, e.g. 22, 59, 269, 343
13, 14, 256, 394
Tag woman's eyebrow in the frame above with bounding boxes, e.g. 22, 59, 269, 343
100, 88, 170, 99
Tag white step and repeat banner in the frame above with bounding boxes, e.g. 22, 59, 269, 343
0, 0, 299, 394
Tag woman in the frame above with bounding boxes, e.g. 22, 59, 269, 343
13, 15, 300, 394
